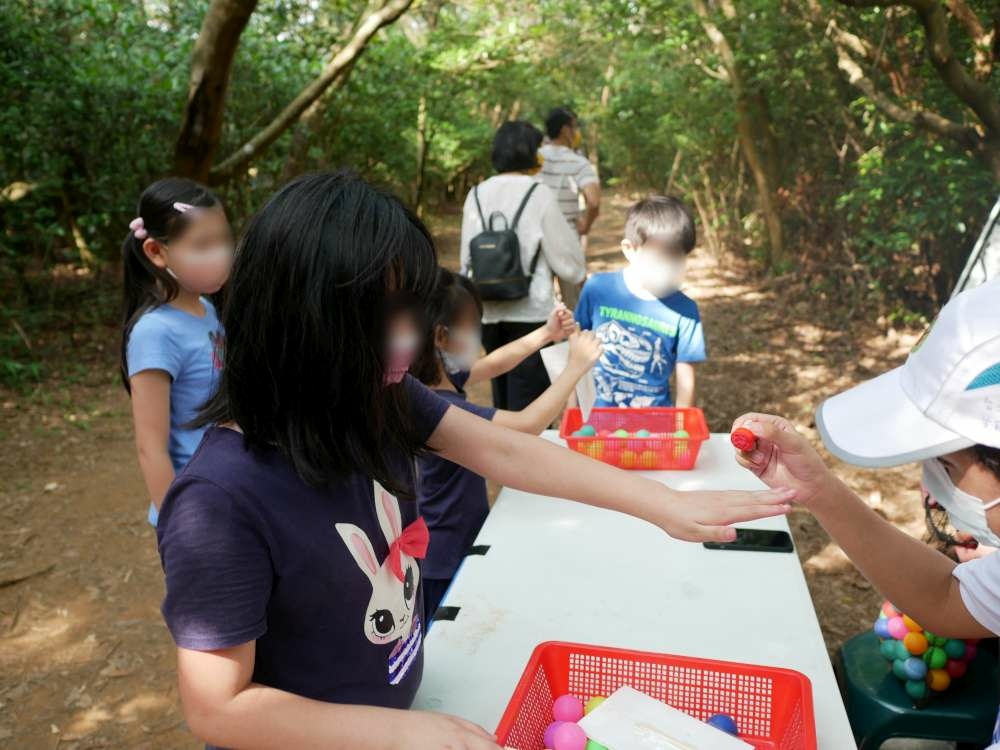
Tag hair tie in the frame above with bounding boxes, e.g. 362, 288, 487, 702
129, 217, 148, 239
173, 202, 195, 213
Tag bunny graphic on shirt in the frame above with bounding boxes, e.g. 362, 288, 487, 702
336, 481, 428, 685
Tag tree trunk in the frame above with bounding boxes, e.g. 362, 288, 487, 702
209, 0, 415, 184
412, 94, 429, 214
173, 0, 259, 181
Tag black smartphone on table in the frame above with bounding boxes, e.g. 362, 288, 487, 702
703, 528, 794, 553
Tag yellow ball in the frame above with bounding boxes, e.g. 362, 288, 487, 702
620, 450, 638, 468
584, 696, 606, 715
926, 668, 951, 692
639, 450, 660, 468
903, 631, 928, 656
902, 615, 922, 632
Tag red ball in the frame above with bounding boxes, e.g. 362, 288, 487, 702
731, 427, 758, 452
963, 643, 978, 662
946, 659, 967, 679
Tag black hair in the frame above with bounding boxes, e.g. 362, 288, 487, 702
624, 194, 696, 254
120, 177, 222, 391
545, 107, 577, 140
975, 444, 1000, 482
491, 121, 544, 173
196, 171, 439, 496
411, 268, 483, 386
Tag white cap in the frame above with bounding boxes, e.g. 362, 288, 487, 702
816, 278, 1000, 467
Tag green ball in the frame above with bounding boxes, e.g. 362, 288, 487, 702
932, 635, 948, 647
879, 639, 898, 661
905, 679, 929, 701
577, 424, 597, 437
635, 429, 651, 438
586, 741, 609, 750
674, 429, 690, 438
892, 659, 908, 680
894, 641, 911, 661
923, 646, 947, 669
944, 639, 966, 659
613, 429, 629, 437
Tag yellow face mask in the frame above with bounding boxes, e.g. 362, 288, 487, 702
572, 129, 583, 149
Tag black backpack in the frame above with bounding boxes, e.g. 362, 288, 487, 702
467, 182, 540, 301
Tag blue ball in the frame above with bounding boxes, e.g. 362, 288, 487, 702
706, 713, 738, 736
902, 657, 928, 681
894, 641, 911, 661
873, 617, 892, 639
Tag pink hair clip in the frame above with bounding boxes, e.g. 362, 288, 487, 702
173, 202, 196, 213
129, 217, 148, 239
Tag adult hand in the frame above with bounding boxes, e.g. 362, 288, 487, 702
730, 413, 838, 508
955, 532, 997, 562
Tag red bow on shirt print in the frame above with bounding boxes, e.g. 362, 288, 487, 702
387, 516, 429, 582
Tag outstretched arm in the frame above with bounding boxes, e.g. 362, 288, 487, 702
468, 305, 575, 386
731, 413, 993, 638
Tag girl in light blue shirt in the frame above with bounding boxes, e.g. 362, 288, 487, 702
120, 178, 233, 526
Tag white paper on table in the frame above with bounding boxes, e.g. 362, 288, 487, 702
578, 686, 752, 750
539, 341, 596, 421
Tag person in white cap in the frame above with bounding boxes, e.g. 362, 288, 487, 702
729, 277, 1000, 746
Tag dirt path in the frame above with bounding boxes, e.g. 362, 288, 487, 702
0, 192, 928, 748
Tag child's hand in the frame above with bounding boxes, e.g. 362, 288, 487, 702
568, 330, 602, 372
954, 532, 996, 562
649, 485, 797, 543
545, 303, 576, 342
730, 413, 837, 508
394, 710, 499, 750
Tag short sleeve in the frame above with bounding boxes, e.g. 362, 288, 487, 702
575, 279, 594, 329
575, 159, 599, 189
677, 303, 707, 363
953, 553, 1000, 634
451, 397, 496, 422
127, 313, 182, 379
404, 376, 451, 442
157, 476, 272, 650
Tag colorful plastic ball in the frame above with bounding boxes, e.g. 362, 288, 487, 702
932, 635, 948, 647
584, 696, 606, 715
552, 694, 584, 723
902, 615, 922, 632
887, 616, 909, 640
902, 657, 928, 681
879, 639, 898, 660
543, 722, 567, 748
598, 430, 613, 438
923, 647, 947, 670
620, 449, 638, 468
882, 601, 900, 618
674, 429, 690, 439
639, 450, 660, 468
582, 442, 604, 460
964, 643, 978, 662
946, 659, 968, 679
926, 668, 951, 692
894, 640, 911, 661
706, 713, 739, 736
943, 639, 966, 660
903, 631, 928, 656
635, 429, 651, 438
552, 721, 587, 750
905, 679, 929, 701
574, 424, 597, 437
892, 659, 908, 680
585, 741, 608, 750
612, 429, 629, 438
873, 616, 892, 639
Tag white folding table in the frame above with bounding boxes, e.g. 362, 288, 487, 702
413, 432, 856, 749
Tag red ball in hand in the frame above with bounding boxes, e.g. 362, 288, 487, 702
731, 427, 758, 452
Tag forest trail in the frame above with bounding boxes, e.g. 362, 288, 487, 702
0, 192, 927, 749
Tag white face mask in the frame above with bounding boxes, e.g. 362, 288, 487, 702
439, 328, 481, 375
630, 252, 685, 297
922, 458, 1000, 547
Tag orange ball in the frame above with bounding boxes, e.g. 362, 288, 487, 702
903, 631, 929, 656
902, 615, 922, 632
882, 602, 900, 618
620, 450, 638, 468
926, 668, 951, 692
639, 450, 660, 468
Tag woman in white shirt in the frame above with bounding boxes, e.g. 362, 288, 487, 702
460, 121, 585, 410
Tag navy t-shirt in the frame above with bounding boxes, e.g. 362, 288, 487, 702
157, 376, 449, 746
576, 271, 706, 407
417, 371, 496, 581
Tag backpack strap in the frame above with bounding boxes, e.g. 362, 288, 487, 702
510, 182, 540, 231
473, 185, 487, 229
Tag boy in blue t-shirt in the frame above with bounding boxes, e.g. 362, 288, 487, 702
576, 195, 705, 407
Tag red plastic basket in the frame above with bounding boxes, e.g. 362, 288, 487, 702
559, 407, 710, 470
496, 642, 817, 750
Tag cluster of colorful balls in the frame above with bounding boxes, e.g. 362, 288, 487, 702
874, 601, 979, 702
542, 694, 739, 749
570, 424, 689, 440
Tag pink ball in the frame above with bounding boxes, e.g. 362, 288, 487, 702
553, 722, 587, 750
887, 616, 908, 640
544, 722, 567, 749
553, 694, 584, 723
964, 643, 978, 662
